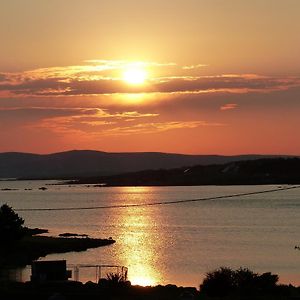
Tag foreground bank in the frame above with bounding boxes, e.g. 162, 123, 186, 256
1, 270, 300, 300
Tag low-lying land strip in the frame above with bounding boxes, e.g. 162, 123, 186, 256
0, 235, 115, 268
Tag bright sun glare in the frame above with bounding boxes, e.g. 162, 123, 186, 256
123, 66, 147, 85
131, 276, 155, 286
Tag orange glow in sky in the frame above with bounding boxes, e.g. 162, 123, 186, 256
0, 1, 300, 155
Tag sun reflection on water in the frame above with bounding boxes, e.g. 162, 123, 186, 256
119, 186, 153, 194
114, 186, 163, 286
130, 272, 157, 286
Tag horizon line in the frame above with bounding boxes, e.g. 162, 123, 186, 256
0, 149, 298, 157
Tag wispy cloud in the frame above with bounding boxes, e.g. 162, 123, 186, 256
84, 59, 176, 68
220, 103, 238, 111
99, 120, 223, 136
0, 107, 158, 129
182, 64, 208, 70
0, 73, 8, 82
0, 105, 221, 137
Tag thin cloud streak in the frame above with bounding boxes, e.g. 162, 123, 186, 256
0, 106, 220, 137
220, 103, 238, 111
97, 121, 224, 136
182, 64, 208, 70
0, 107, 158, 120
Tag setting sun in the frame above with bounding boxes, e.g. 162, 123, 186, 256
123, 66, 147, 85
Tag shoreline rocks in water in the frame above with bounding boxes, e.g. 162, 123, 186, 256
58, 232, 89, 238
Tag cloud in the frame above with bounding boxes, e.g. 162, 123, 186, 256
0, 107, 158, 129
0, 105, 220, 137
0, 106, 102, 118
182, 64, 208, 70
220, 103, 238, 111
113, 111, 159, 118
99, 120, 223, 136
84, 59, 176, 68
1, 60, 300, 98
0, 73, 8, 82
152, 75, 300, 94
2, 74, 299, 97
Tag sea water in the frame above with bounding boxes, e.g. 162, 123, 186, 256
1, 181, 300, 287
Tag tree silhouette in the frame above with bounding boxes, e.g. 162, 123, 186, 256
200, 267, 280, 297
0, 204, 25, 244
200, 267, 235, 297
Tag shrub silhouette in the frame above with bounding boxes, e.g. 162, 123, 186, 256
0, 204, 25, 244
257, 272, 279, 291
200, 267, 279, 297
200, 267, 235, 297
234, 267, 258, 292
106, 271, 127, 284
99, 271, 130, 289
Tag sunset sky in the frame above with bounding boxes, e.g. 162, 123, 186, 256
1, 0, 300, 155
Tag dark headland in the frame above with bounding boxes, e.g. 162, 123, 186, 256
70, 157, 300, 186
0, 150, 289, 180
0, 234, 115, 269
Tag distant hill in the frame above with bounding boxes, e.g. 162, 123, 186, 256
75, 157, 300, 186
0, 150, 286, 180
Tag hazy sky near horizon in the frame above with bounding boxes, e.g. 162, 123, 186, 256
1, 0, 300, 154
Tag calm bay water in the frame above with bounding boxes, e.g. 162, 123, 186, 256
1, 180, 300, 287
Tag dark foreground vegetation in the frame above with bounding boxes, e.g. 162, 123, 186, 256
199, 267, 300, 299
0, 204, 115, 269
72, 157, 300, 186
1, 267, 300, 300
0, 280, 197, 300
